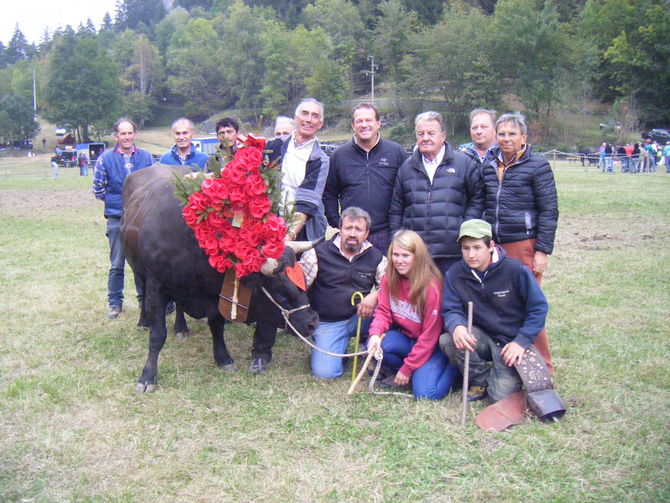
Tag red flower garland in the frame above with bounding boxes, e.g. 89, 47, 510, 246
181, 136, 286, 277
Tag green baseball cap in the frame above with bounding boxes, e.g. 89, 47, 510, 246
458, 219, 492, 241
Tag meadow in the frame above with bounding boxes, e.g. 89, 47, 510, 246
1, 159, 668, 502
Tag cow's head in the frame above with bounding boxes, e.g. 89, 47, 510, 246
241, 240, 320, 337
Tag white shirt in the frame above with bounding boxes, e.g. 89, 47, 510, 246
422, 144, 445, 183
281, 136, 316, 213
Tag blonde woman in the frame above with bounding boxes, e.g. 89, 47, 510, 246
367, 230, 457, 400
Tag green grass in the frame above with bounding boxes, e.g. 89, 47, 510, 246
1, 164, 669, 502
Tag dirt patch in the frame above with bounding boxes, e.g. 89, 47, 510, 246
556, 216, 660, 252
0, 188, 96, 217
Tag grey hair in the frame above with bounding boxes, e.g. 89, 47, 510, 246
113, 117, 136, 133
496, 112, 527, 135
294, 98, 324, 120
469, 108, 497, 126
341, 206, 371, 231
274, 116, 295, 128
171, 117, 195, 132
415, 111, 445, 132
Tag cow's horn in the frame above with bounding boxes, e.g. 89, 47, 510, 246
286, 236, 324, 254
261, 258, 279, 276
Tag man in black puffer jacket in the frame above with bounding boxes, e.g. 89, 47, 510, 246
482, 112, 558, 372
389, 111, 484, 274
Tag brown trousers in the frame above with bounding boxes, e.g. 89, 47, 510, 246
499, 239, 554, 374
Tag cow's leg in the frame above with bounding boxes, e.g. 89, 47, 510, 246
136, 279, 168, 393
208, 315, 236, 372
135, 273, 149, 329
173, 308, 190, 339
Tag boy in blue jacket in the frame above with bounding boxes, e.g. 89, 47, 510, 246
440, 219, 548, 403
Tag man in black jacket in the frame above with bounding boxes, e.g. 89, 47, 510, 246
323, 102, 408, 253
481, 112, 558, 372
389, 111, 484, 274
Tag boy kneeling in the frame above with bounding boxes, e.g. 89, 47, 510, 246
440, 219, 549, 404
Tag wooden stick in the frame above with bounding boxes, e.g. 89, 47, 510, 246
461, 301, 473, 426
347, 349, 376, 396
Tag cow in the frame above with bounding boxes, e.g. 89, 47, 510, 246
121, 165, 319, 393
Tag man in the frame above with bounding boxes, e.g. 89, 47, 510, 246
92, 118, 153, 319
300, 207, 386, 379
274, 116, 295, 142
460, 108, 497, 170
207, 117, 241, 172
250, 98, 330, 373
645, 139, 657, 173
440, 219, 548, 403
323, 102, 408, 253
159, 118, 210, 171
663, 141, 670, 174
481, 112, 558, 372
389, 111, 484, 274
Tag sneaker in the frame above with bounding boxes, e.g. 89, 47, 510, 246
249, 357, 270, 374
107, 306, 122, 319
467, 385, 487, 402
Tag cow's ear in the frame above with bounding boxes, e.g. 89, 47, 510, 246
240, 272, 265, 290
278, 248, 297, 271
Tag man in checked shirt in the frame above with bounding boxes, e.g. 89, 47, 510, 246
299, 207, 387, 379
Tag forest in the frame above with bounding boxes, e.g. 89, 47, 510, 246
0, 0, 667, 146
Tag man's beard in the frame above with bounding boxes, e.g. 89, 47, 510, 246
343, 239, 362, 253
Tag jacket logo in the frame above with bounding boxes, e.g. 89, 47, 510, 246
446, 167, 456, 173
493, 289, 509, 298
379, 157, 390, 166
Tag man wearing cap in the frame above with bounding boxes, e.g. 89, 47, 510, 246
440, 219, 549, 403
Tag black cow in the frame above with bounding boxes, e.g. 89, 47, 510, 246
121, 165, 319, 393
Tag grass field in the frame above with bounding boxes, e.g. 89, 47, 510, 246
1, 162, 669, 502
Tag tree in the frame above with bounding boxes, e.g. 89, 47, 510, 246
44, 34, 121, 142
0, 94, 39, 143
303, 0, 367, 90
115, 0, 167, 34
402, 0, 444, 24
6, 25, 30, 65
487, 0, 576, 129
165, 17, 226, 116
401, 2, 501, 134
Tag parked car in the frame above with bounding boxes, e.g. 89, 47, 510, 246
646, 128, 670, 143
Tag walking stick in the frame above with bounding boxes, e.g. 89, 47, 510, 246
347, 334, 385, 396
461, 301, 473, 426
350, 291, 364, 384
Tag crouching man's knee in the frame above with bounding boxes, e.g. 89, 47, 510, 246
439, 331, 458, 360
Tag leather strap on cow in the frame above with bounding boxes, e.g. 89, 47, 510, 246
475, 345, 565, 432
218, 269, 252, 323
514, 345, 566, 422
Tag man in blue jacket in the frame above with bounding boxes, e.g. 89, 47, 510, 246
323, 102, 408, 253
159, 118, 209, 171
440, 219, 549, 403
92, 118, 154, 319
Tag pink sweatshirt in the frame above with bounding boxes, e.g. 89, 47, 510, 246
369, 276, 443, 377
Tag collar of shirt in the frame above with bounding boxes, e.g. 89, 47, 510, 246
353, 132, 381, 151
422, 144, 446, 182
333, 234, 373, 261
113, 145, 138, 155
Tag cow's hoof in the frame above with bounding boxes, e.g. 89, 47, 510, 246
220, 363, 238, 372
249, 357, 270, 374
135, 382, 156, 393
174, 330, 190, 339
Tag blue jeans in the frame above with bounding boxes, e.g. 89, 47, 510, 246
106, 216, 143, 308
381, 329, 458, 400
311, 314, 371, 379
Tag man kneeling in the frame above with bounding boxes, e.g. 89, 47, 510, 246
440, 219, 548, 403
300, 207, 386, 379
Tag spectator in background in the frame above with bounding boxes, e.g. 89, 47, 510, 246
323, 102, 408, 253
645, 139, 657, 172
208, 117, 242, 172
79, 153, 89, 177
159, 118, 209, 171
481, 112, 558, 373
623, 142, 634, 173
274, 116, 295, 142
664, 142, 670, 174
92, 118, 153, 319
460, 108, 497, 171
